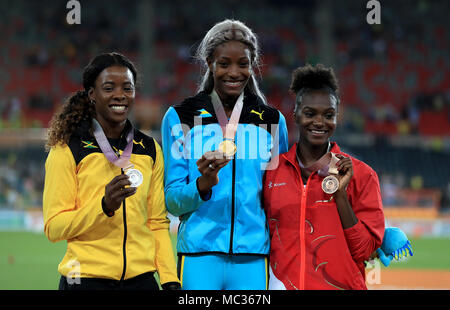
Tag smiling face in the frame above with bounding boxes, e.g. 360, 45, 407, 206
295, 90, 338, 147
208, 40, 252, 101
88, 65, 135, 135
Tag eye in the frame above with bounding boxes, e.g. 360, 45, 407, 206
218, 61, 228, 68
303, 111, 314, 118
239, 62, 249, 68
325, 113, 335, 119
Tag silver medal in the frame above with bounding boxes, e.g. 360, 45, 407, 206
125, 168, 143, 187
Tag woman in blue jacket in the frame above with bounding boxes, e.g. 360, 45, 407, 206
161, 19, 288, 290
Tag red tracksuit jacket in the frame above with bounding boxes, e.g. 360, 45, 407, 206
263, 142, 384, 290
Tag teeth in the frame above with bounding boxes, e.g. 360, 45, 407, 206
111, 106, 126, 111
225, 81, 242, 86
311, 130, 325, 134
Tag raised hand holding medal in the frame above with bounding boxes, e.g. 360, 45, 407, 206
195, 90, 243, 196
322, 153, 340, 194
297, 146, 353, 195
92, 119, 142, 187
321, 153, 353, 194
92, 119, 142, 213
334, 154, 353, 193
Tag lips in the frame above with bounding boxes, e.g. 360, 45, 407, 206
109, 105, 128, 113
223, 80, 245, 88
309, 129, 327, 135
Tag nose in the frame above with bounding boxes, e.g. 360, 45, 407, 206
227, 64, 241, 79
312, 115, 324, 127
113, 89, 126, 101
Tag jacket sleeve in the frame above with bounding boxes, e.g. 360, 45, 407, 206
344, 166, 385, 264
43, 145, 111, 242
146, 140, 180, 285
161, 107, 207, 216
266, 112, 289, 171
277, 112, 289, 155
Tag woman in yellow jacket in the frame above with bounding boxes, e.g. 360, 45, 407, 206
43, 52, 180, 290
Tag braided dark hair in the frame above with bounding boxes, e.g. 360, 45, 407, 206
46, 52, 137, 150
195, 19, 267, 104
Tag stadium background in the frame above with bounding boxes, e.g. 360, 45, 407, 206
0, 0, 449, 290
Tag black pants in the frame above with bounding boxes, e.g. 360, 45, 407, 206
59, 272, 159, 290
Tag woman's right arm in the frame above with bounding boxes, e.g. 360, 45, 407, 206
43, 145, 111, 242
161, 107, 210, 217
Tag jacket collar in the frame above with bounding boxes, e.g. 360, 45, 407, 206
196, 88, 262, 108
283, 141, 341, 169
76, 118, 134, 143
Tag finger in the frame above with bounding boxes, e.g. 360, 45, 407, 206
112, 178, 132, 190
336, 157, 351, 168
197, 152, 217, 166
211, 157, 231, 166
338, 161, 353, 174
198, 158, 214, 172
214, 160, 230, 170
406, 241, 413, 256
108, 174, 130, 186
394, 249, 400, 260
112, 187, 137, 201
120, 187, 138, 198
338, 163, 352, 173
204, 156, 232, 172
204, 151, 223, 160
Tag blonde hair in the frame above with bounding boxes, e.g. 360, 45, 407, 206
195, 19, 267, 104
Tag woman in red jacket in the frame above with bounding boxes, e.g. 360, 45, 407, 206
264, 64, 385, 290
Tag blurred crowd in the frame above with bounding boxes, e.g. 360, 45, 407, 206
0, 148, 45, 210
0, 0, 449, 213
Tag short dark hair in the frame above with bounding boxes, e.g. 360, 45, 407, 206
290, 63, 339, 101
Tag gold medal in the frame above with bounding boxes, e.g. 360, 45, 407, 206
218, 140, 237, 157
322, 175, 339, 194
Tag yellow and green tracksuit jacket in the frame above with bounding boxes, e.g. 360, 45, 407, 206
43, 120, 179, 286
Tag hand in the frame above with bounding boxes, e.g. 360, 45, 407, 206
103, 174, 137, 213
161, 282, 181, 290
335, 154, 353, 194
196, 151, 231, 195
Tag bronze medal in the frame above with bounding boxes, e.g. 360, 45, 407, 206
322, 175, 339, 194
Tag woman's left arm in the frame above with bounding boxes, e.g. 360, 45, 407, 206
334, 155, 385, 264
146, 140, 180, 288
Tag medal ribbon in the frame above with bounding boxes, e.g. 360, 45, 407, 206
210, 90, 244, 141
297, 144, 339, 176
92, 119, 134, 170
